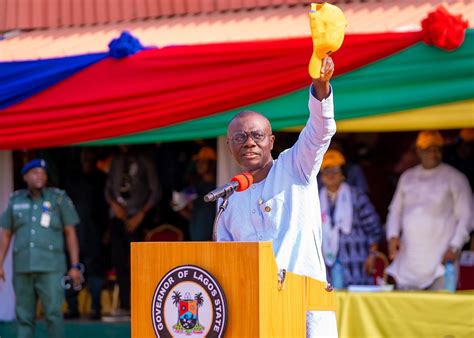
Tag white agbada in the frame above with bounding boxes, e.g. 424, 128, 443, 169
386, 163, 472, 289
217, 85, 337, 337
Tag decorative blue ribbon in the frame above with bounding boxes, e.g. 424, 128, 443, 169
0, 53, 107, 109
0, 31, 146, 109
108, 31, 145, 59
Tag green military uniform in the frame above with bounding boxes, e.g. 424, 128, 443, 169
0, 187, 79, 338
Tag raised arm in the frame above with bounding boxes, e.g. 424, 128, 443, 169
284, 56, 336, 182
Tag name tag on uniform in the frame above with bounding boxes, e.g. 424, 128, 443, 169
40, 213, 51, 227
13, 203, 30, 210
40, 201, 51, 228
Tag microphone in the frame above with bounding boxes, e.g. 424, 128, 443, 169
204, 172, 253, 202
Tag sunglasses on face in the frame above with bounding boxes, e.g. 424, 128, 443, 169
321, 167, 342, 175
228, 130, 268, 144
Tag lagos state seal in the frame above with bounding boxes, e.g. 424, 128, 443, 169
151, 265, 227, 337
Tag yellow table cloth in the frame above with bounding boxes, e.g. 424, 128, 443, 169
336, 291, 474, 338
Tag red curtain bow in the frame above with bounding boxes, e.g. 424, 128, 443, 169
421, 5, 468, 51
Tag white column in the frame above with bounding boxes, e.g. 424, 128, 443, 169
216, 136, 240, 186
0, 151, 13, 212
0, 150, 15, 321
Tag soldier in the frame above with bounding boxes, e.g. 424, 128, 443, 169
0, 159, 81, 338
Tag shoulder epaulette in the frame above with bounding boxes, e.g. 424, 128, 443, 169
10, 190, 26, 198
50, 187, 65, 194
49, 188, 66, 204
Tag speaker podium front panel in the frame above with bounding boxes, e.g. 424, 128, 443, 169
131, 242, 336, 337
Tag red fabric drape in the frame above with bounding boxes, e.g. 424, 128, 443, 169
0, 32, 422, 149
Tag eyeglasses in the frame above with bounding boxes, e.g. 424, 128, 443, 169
228, 130, 269, 144
321, 167, 342, 175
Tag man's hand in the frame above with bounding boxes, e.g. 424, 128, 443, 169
0, 266, 5, 282
313, 56, 334, 100
318, 56, 335, 82
68, 268, 82, 289
364, 253, 376, 275
388, 237, 400, 260
126, 210, 145, 233
111, 201, 127, 221
442, 248, 459, 263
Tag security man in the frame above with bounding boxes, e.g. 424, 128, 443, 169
0, 159, 82, 338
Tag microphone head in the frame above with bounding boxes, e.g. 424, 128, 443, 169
230, 172, 253, 192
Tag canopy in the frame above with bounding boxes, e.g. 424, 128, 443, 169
0, 28, 473, 149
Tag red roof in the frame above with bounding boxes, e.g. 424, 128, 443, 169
1, 0, 323, 30
1, 0, 472, 61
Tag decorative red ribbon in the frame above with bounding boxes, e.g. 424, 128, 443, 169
0, 31, 423, 149
421, 5, 469, 51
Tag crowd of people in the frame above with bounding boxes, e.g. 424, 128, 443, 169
0, 141, 217, 335
0, 125, 473, 336
319, 130, 473, 290
1, 5, 471, 337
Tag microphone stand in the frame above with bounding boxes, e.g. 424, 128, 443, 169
211, 192, 231, 241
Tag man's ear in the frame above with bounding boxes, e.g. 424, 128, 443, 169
270, 135, 275, 150
226, 138, 233, 154
415, 147, 422, 159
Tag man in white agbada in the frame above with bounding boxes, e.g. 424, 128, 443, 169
217, 56, 338, 337
386, 130, 472, 290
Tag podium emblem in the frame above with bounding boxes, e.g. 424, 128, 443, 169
152, 265, 227, 337
175, 294, 201, 332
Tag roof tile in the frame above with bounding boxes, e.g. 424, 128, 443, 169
1, 0, 472, 61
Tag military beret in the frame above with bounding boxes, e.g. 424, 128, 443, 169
21, 159, 48, 175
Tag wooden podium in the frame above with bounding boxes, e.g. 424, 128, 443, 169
131, 242, 336, 337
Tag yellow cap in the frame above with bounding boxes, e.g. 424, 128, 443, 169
308, 3, 347, 79
321, 149, 346, 170
193, 147, 217, 161
416, 131, 444, 149
460, 128, 474, 142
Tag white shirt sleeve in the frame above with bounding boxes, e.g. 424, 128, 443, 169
447, 170, 472, 249
386, 173, 406, 240
283, 84, 336, 183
